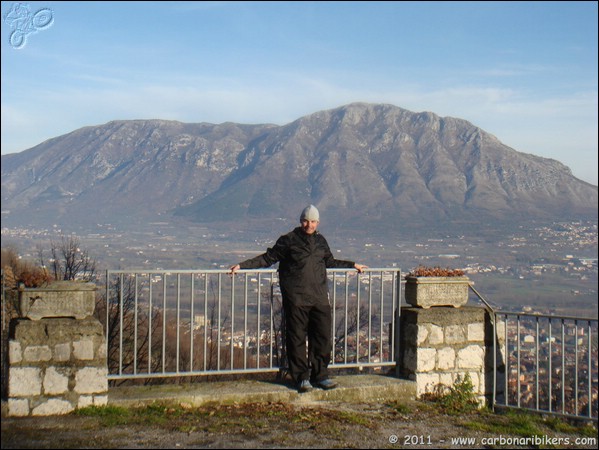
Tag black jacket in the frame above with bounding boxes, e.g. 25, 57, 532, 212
239, 227, 355, 305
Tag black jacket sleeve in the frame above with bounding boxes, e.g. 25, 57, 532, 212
321, 236, 355, 269
238, 235, 289, 269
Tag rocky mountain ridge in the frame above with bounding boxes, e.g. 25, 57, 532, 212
2, 103, 596, 234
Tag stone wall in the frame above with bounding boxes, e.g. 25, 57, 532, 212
8, 317, 107, 416
400, 306, 505, 404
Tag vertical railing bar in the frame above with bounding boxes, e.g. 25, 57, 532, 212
148, 273, 153, 375
587, 321, 592, 418
574, 320, 579, 417
332, 272, 337, 363
389, 270, 394, 364
257, 273, 261, 369
547, 318, 553, 412
535, 316, 540, 411
504, 315, 509, 407
356, 273, 360, 364
134, 274, 139, 375
393, 270, 401, 377
516, 315, 521, 408
368, 272, 372, 362
190, 274, 195, 373
176, 274, 181, 374
379, 272, 384, 363
203, 274, 208, 372
491, 308, 497, 411
269, 280, 274, 369
544, 317, 549, 411
244, 273, 248, 370
217, 273, 222, 371
561, 319, 565, 414
105, 271, 110, 373
162, 274, 167, 373
344, 272, 349, 364
505, 314, 511, 405
119, 273, 124, 376
231, 274, 235, 370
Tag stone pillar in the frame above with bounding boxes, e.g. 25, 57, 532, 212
7, 282, 107, 417
399, 306, 497, 404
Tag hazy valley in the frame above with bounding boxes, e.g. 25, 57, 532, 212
2, 216, 596, 318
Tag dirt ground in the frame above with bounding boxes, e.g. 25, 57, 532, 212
2, 400, 597, 449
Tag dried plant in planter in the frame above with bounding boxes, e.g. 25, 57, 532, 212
2, 263, 54, 319
406, 265, 465, 278
2, 263, 54, 289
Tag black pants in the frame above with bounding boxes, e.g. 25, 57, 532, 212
283, 301, 332, 385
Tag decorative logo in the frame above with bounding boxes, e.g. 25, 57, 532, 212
3, 2, 54, 49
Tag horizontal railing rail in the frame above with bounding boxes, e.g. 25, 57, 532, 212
103, 268, 402, 381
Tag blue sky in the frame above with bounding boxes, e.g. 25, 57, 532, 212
2, 1, 597, 184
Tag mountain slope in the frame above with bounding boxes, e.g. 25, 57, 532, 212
1, 103, 596, 232
175, 103, 597, 225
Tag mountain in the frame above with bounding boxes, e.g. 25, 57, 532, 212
2, 103, 597, 234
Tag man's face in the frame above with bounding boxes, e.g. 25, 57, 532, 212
300, 219, 319, 235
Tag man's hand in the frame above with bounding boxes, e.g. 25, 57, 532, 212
229, 264, 240, 274
354, 264, 368, 273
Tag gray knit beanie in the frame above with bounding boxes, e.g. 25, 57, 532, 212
300, 204, 320, 222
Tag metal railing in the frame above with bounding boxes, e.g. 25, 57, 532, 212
468, 286, 598, 421
497, 311, 597, 420
103, 268, 402, 381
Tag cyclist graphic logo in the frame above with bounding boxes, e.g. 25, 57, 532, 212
4, 3, 54, 49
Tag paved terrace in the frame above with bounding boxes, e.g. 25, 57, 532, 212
107, 374, 417, 409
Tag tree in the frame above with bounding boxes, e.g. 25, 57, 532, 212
37, 234, 96, 282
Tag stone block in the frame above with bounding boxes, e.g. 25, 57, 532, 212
439, 372, 454, 388
32, 399, 74, 416
54, 343, 71, 362
9, 341, 22, 364
468, 322, 485, 342
79, 394, 108, 408
416, 348, 436, 372
445, 325, 465, 344
78, 395, 95, 408
75, 367, 108, 394
428, 324, 444, 345
416, 373, 440, 396
9, 367, 42, 397
23, 345, 52, 362
437, 347, 455, 370
8, 398, 30, 417
457, 345, 484, 369
94, 395, 108, 406
97, 342, 107, 359
73, 339, 94, 360
43, 367, 69, 395
416, 324, 428, 345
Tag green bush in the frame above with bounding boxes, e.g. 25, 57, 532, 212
421, 373, 480, 414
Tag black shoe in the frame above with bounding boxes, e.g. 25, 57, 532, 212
314, 379, 337, 390
298, 379, 314, 393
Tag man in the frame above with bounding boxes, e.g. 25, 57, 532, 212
230, 205, 367, 393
